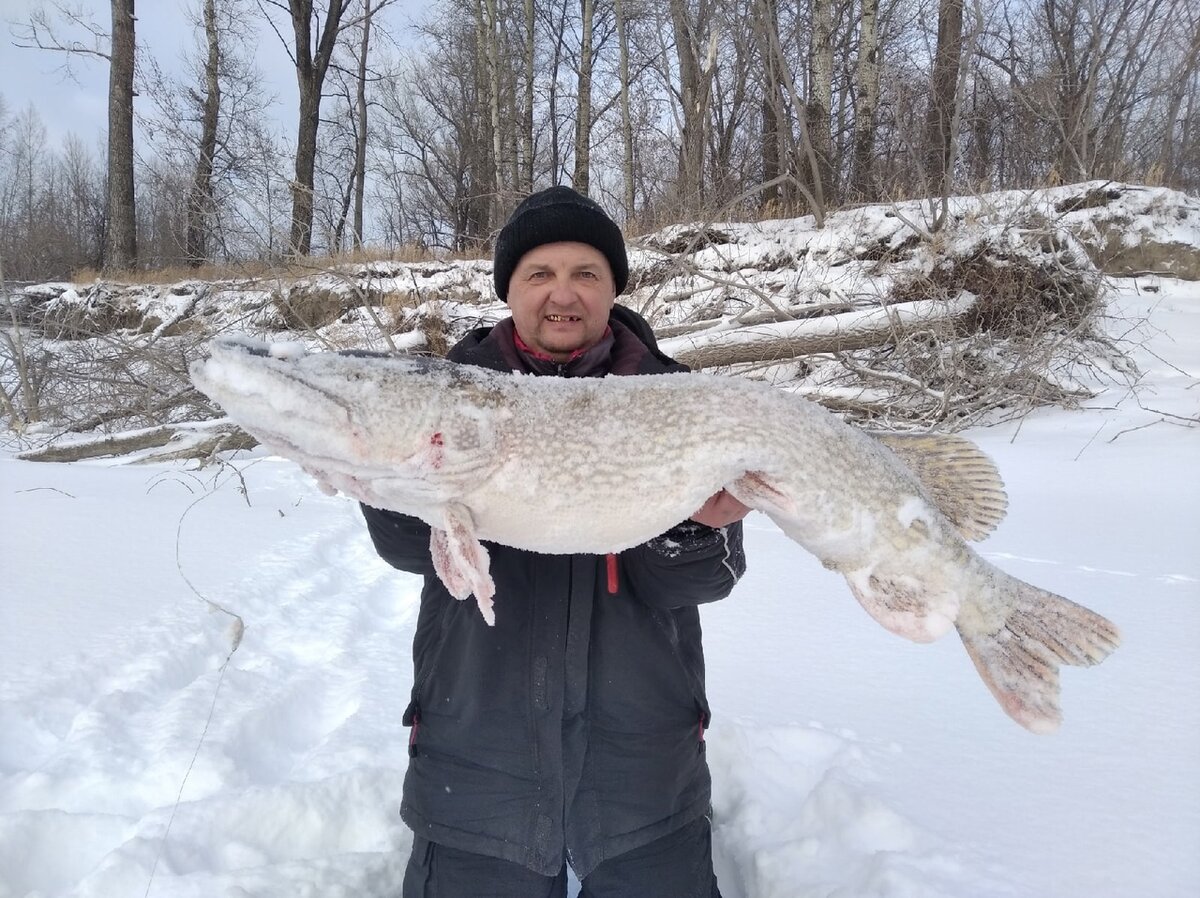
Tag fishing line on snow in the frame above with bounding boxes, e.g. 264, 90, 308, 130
144, 462, 249, 897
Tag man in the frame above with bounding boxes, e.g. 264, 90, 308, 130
362, 186, 749, 897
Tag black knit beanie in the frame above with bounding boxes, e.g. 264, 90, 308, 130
493, 186, 629, 301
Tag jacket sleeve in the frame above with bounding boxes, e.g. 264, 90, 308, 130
620, 519, 746, 609
360, 503, 436, 576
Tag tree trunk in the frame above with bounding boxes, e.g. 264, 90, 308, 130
807, 0, 835, 203
104, 0, 137, 272
288, 0, 348, 257
753, 0, 784, 208
850, 0, 880, 199
668, 0, 714, 211
351, 0, 373, 250
485, 0, 502, 216
471, 0, 501, 225
546, 0, 568, 180
186, 0, 221, 266
615, 0, 635, 221
522, 0, 535, 193
924, 0, 964, 195
573, 0, 594, 193
751, 0, 824, 220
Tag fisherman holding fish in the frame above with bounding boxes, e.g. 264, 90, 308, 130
361, 187, 751, 897
192, 188, 1121, 891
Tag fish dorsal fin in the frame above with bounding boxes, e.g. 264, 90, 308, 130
871, 432, 1009, 541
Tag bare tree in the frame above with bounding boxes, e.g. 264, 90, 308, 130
105, 0, 137, 271
521, 0, 536, 193
808, 0, 836, 202
753, 0, 783, 208
139, 0, 283, 263
14, 1, 138, 271
750, 0, 827, 220
349, 0, 374, 249
374, 6, 492, 249
1153, 6, 1200, 183
850, 0, 881, 198
258, 0, 350, 256
186, 0, 222, 266
614, 0, 636, 219
924, 0, 964, 195
667, 0, 717, 209
574, 0, 596, 193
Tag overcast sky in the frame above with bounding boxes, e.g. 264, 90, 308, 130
0, 0, 420, 151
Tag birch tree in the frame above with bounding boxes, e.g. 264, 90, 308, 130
850, 0, 881, 198
808, 0, 836, 201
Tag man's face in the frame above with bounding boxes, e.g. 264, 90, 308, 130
506, 242, 617, 361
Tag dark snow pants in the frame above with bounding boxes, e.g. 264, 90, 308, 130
401, 815, 722, 898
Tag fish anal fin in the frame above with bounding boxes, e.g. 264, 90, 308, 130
844, 567, 959, 643
429, 503, 497, 625
871, 432, 1008, 542
955, 573, 1121, 733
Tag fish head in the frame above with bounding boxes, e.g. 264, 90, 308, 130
190, 335, 506, 500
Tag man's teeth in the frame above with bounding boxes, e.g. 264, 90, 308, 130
546, 315, 579, 321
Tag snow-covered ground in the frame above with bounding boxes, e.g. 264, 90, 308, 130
2, 270, 1198, 894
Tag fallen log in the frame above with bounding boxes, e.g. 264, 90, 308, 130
660, 294, 977, 370
652, 301, 860, 339
18, 418, 256, 464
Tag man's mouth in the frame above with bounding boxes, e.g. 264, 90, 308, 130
545, 314, 580, 322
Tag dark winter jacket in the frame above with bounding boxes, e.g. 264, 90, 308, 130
361, 304, 746, 878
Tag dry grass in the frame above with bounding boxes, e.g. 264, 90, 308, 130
270, 286, 353, 331
69, 243, 460, 287
891, 241, 1102, 337
1085, 223, 1200, 279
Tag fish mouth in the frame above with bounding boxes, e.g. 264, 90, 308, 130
193, 336, 355, 428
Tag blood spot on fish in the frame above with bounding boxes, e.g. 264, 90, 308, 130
428, 432, 445, 469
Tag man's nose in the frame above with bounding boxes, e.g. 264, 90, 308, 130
546, 278, 576, 303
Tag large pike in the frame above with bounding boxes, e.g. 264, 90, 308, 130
190, 334, 1120, 733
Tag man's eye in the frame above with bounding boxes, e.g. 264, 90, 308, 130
579, 271, 597, 279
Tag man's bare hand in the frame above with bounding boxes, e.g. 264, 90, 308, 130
689, 489, 752, 528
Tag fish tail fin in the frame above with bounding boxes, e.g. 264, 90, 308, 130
956, 574, 1121, 733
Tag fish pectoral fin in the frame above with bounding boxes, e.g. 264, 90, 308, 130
429, 503, 497, 626
844, 566, 960, 643
871, 432, 1008, 542
955, 574, 1121, 733
727, 471, 797, 517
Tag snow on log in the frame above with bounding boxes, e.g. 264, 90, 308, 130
659, 294, 977, 370
18, 419, 256, 464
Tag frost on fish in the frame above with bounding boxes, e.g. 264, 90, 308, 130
189, 334, 1121, 733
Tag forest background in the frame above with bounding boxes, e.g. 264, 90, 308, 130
1, 0, 1197, 283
